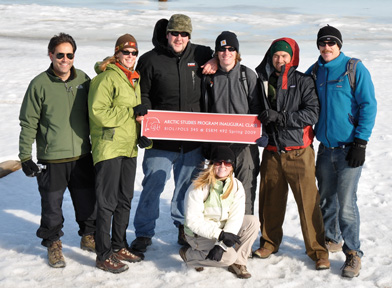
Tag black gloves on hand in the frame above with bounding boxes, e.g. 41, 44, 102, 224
218, 231, 241, 247
21, 159, 39, 177
346, 138, 367, 168
206, 245, 225, 262
133, 104, 148, 116
256, 135, 269, 147
138, 136, 152, 149
258, 109, 283, 126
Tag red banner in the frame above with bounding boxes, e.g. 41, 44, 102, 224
141, 110, 261, 144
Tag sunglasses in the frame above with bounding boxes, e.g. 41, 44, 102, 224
121, 50, 138, 56
217, 46, 236, 52
170, 31, 189, 37
213, 160, 233, 167
318, 41, 337, 47
55, 53, 74, 60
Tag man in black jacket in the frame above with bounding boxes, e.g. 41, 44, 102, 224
252, 38, 330, 271
131, 14, 214, 253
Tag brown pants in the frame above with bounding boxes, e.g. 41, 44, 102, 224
184, 215, 259, 268
258, 146, 328, 261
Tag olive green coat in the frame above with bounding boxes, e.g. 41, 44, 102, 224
88, 63, 141, 165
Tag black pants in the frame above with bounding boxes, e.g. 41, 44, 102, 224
94, 156, 136, 261
36, 154, 96, 247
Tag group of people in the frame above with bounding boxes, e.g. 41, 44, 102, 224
18, 12, 376, 280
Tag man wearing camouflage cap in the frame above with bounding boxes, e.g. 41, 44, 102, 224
131, 14, 215, 254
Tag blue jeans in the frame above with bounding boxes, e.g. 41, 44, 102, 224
316, 143, 363, 257
133, 147, 204, 238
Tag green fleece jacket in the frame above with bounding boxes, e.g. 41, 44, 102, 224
88, 63, 141, 165
19, 66, 91, 162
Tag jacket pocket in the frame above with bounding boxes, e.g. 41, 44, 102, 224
101, 127, 115, 141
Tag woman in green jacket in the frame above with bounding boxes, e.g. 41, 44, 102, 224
88, 34, 150, 274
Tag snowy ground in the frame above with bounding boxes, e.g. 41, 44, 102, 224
0, 2, 392, 288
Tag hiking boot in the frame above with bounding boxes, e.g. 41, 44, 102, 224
179, 245, 203, 272
252, 247, 275, 259
325, 238, 343, 253
130, 237, 152, 253
228, 264, 251, 279
48, 240, 66, 268
114, 248, 142, 263
341, 251, 361, 278
80, 234, 95, 252
96, 254, 129, 274
178, 225, 187, 245
316, 258, 330, 270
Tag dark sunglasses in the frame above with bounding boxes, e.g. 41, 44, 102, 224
318, 41, 337, 47
55, 53, 74, 60
121, 50, 138, 56
213, 160, 233, 167
217, 46, 236, 52
170, 31, 189, 37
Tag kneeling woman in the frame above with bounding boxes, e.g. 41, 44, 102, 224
180, 146, 259, 279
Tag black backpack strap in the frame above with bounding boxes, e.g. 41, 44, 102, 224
240, 64, 249, 96
311, 61, 319, 82
201, 74, 213, 112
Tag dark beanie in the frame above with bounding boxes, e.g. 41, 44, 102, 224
270, 40, 293, 57
211, 146, 235, 164
115, 34, 138, 54
317, 25, 343, 49
215, 31, 239, 52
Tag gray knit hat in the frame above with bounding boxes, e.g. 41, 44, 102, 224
166, 14, 192, 38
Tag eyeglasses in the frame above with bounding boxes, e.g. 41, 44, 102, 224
121, 50, 138, 56
317, 41, 337, 47
217, 46, 236, 52
55, 53, 74, 60
213, 160, 233, 167
170, 31, 189, 37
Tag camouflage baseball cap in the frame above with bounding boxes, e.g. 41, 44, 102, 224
166, 14, 192, 38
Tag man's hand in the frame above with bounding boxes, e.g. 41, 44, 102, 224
21, 159, 39, 177
258, 109, 283, 126
206, 245, 224, 261
133, 104, 148, 116
346, 138, 367, 167
219, 231, 241, 247
201, 58, 218, 75
138, 136, 152, 149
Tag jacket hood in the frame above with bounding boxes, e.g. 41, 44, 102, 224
152, 18, 169, 51
256, 37, 299, 90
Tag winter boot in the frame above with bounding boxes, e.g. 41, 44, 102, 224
48, 240, 66, 268
342, 250, 361, 278
96, 254, 129, 274
80, 234, 95, 252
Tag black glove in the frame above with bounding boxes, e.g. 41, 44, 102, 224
218, 231, 241, 247
133, 104, 148, 116
206, 245, 225, 262
138, 136, 152, 149
346, 138, 367, 168
258, 109, 283, 126
256, 135, 269, 147
21, 159, 39, 177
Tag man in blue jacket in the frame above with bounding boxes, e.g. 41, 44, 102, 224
306, 25, 377, 278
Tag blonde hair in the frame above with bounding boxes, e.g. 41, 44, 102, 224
99, 55, 117, 72
193, 163, 234, 200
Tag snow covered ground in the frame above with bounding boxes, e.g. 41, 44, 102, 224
0, 1, 391, 287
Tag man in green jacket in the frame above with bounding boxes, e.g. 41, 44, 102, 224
18, 33, 96, 268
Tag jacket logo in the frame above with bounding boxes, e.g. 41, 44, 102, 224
188, 63, 196, 67
76, 84, 84, 89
